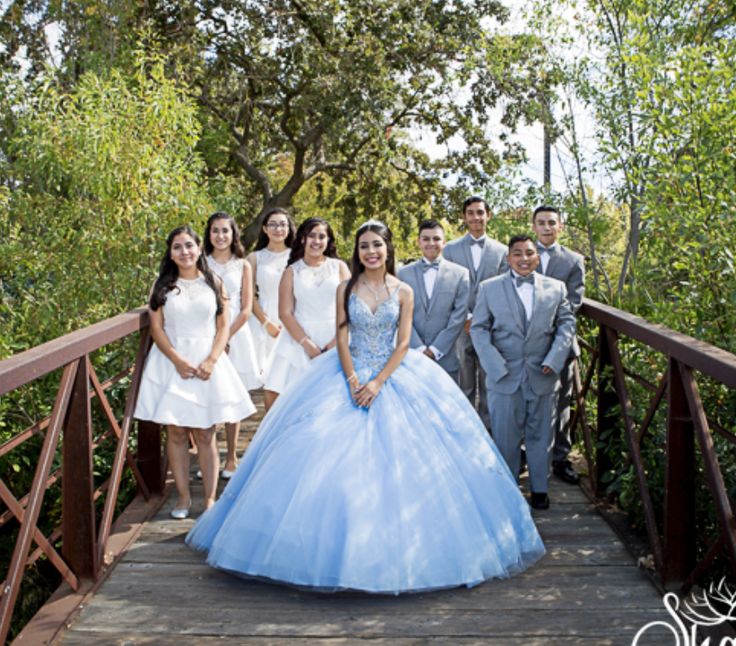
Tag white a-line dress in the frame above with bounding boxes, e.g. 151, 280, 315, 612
248, 248, 290, 377
134, 276, 257, 427
206, 255, 262, 390
262, 257, 341, 394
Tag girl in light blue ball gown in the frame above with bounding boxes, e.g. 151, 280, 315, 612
186, 220, 544, 593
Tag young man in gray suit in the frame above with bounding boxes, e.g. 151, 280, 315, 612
443, 197, 507, 430
398, 220, 470, 382
470, 235, 575, 509
533, 205, 585, 485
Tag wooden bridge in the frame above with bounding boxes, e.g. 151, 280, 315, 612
2, 299, 736, 644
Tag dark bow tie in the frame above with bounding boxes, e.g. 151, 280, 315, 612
537, 243, 556, 254
515, 274, 535, 287
421, 260, 440, 273
470, 238, 485, 248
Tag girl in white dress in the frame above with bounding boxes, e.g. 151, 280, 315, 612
204, 212, 260, 479
134, 226, 256, 518
245, 208, 295, 411
262, 217, 351, 404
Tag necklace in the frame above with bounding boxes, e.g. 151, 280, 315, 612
361, 277, 387, 302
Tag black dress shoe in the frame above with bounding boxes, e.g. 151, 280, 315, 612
553, 459, 580, 485
530, 492, 550, 510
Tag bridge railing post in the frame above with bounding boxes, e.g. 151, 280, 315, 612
662, 356, 696, 589
137, 421, 165, 495
62, 355, 99, 579
596, 322, 620, 497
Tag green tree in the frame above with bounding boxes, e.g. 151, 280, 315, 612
1, 52, 213, 354
168, 0, 558, 243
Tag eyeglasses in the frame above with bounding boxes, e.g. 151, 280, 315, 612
266, 221, 289, 230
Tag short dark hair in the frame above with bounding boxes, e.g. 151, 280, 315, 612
508, 234, 535, 249
532, 205, 560, 222
462, 196, 490, 214
418, 219, 444, 234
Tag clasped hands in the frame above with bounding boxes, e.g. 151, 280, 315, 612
175, 357, 217, 381
302, 337, 336, 359
349, 375, 382, 408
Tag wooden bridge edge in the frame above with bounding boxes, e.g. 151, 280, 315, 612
11, 487, 169, 645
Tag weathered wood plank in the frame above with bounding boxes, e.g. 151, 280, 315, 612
54, 393, 671, 646
56, 632, 636, 645
60, 604, 671, 640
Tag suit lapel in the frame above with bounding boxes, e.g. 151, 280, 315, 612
426, 260, 447, 316
461, 235, 477, 284
476, 236, 493, 280
545, 252, 561, 277
413, 262, 429, 312
527, 275, 548, 337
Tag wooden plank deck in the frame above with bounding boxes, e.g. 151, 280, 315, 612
54, 393, 673, 645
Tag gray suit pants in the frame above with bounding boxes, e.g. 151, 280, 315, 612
487, 385, 558, 493
552, 356, 575, 463
456, 330, 491, 430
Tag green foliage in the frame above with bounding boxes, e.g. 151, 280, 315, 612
1, 52, 212, 353
0, 49, 213, 638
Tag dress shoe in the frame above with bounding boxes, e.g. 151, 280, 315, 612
170, 500, 192, 520
553, 459, 580, 485
221, 468, 236, 480
530, 492, 550, 510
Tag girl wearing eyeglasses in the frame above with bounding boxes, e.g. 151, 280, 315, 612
246, 208, 296, 410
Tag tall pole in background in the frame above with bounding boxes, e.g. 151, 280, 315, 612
543, 98, 551, 189
543, 122, 551, 188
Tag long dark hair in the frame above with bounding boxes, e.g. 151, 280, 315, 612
203, 211, 245, 258
254, 208, 296, 251
287, 217, 338, 265
149, 225, 224, 315
341, 220, 395, 327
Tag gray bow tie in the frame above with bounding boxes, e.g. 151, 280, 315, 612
421, 260, 440, 273
537, 243, 556, 254
516, 275, 534, 287
470, 238, 485, 248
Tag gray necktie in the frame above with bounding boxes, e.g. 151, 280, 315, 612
420, 260, 440, 273
516, 275, 534, 287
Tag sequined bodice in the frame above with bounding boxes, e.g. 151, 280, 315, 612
349, 291, 400, 375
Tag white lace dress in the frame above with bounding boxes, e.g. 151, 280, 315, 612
262, 257, 342, 394
134, 276, 257, 427
248, 248, 290, 377
206, 256, 261, 390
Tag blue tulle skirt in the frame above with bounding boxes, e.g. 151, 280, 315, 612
186, 349, 544, 593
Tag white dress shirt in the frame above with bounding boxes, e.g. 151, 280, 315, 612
511, 271, 534, 321
469, 235, 485, 271
422, 257, 439, 299
537, 242, 560, 274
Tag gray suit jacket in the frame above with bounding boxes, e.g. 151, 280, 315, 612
536, 243, 585, 356
398, 258, 470, 374
470, 272, 576, 396
443, 234, 507, 311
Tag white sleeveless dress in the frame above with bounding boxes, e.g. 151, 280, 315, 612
262, 257, 342, 394
206, 256, 261, 390
134, 276, 257, 427
248, 248, 290, 377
